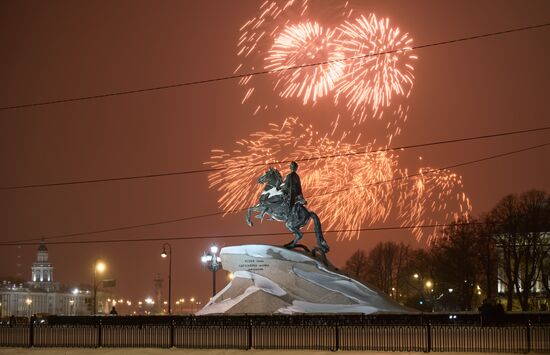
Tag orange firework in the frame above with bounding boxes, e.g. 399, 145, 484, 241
397, 168, 472, 243
334, 14, 417, 122
236, 0, 310, 107
205, 118, 470, 242
265, 21, 345, 105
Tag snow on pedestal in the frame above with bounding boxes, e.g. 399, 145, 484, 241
197, 244, 411, 315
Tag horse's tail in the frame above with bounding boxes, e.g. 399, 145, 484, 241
310, 211, 329, 253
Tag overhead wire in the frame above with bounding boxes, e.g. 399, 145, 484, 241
3, 140, 549, 245
0, 221, 487, 247
1, 22, 549, 245
312, 141, 550, 199
1, 125, 549, 190
0, 22, 549, 111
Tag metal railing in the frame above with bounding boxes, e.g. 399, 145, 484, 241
0, 314, 549, 352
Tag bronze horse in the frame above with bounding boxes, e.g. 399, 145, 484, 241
246, 167, 330, 255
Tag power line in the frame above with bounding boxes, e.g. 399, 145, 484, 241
0, 221, 484, 247
313, 141, 550, 199
3, 140, 548, 245
2, 125, 549, 190
1, 22, 549, 111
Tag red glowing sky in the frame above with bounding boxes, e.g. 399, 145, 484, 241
0, 0, 549, 307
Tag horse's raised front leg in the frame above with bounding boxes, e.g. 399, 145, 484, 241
246, 205, 262, 227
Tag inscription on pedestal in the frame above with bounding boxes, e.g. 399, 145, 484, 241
238, 258, 270, 272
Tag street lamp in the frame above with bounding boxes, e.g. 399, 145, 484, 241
93, 260, 106, 315
161, 243, 172, 314
25, 298, 32, 317
69, 299, 75, 315
201, 244, 222, 297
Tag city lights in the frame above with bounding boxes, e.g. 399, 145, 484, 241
425, 281, 433, 289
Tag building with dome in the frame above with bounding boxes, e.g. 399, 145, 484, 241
0, 241, 111, 317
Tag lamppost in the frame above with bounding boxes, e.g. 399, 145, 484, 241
201, 244, 221, 297
25, 298, 32, 317
145, 297, 154, 315
69, 299, 75, 315
160, 243, 172, 314
71, 288, 79, 316
93, 260, 106, 315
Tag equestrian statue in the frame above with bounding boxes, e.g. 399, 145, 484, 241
246, 161, 330, 255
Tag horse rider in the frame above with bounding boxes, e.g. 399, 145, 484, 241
282, 161, 306, 213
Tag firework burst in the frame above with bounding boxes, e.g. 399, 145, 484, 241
205, 118, 470, 242
334, 14, 417, 122
265, 21, 345, 105
397, 168, 472, 243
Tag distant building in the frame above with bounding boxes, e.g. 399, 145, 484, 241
0, 241, 111, 317
496, 232, 550, 310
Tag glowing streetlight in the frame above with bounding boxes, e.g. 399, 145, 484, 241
160, 243, 173, 314
69, 299, 75, 315
93, 259, 107, 315
25, 298, 33, 317
201, 244, 222, 297
96, 261, 106, 273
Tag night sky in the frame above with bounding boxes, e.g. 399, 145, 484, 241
1, 1, 549, 308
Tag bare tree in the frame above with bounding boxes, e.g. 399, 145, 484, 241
363, 241, 411, 301
515, 190, 550, 310
430, 219, 483, 311
343, 244, 433, 306
490, 194, 521, 310
490, 190, 550, 311
342, 249, 369, 281
476, 214, 498, 300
